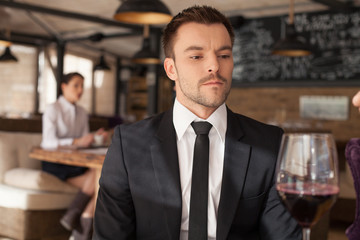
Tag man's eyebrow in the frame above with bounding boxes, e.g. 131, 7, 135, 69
184, 45, 232, 53
218, 45, 232, 51
184, 46, 203, 52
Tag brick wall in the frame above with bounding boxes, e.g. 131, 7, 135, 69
226, 86, 360, 143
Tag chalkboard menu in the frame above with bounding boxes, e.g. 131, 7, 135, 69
232, 8, 360, 86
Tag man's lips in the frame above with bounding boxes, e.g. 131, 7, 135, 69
199, 73, 227, 85
203, 80, 224, 85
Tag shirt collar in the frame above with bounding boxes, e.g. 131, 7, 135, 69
59, 95, 76, 110
173, 99, 227, 142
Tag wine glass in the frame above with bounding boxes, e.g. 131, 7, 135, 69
276, 133, 339, 240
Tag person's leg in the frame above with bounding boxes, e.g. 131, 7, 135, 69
60, 169, 96, 231
72, 217, 94, 240
67, 168, 96, 197
81, 194, 96, 218
68, 169, 97, 240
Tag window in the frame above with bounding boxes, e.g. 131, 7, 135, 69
0, 44, 37, 117
94, 70, 116, 116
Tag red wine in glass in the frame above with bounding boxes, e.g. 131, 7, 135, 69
277, 182, 339, 228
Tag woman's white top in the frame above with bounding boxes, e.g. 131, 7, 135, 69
41, 96, 89, 149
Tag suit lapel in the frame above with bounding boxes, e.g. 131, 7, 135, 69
150, 110, 182, 240
217, 109, 251, 240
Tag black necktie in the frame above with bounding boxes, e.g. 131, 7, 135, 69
188, 121, 212, 240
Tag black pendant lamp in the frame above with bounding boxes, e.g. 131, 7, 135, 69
272, 0, 313, 57
0, 29, 12, 47
0, 39, 11, 47
94, 54, 110, 71
0, 46, 18, 62
132, 24, 160, 65
114, 0, 172, 25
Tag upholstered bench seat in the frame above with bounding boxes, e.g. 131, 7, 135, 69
0, 184, 76, 210
0, 131, 76, 239
1, 167, 77, 210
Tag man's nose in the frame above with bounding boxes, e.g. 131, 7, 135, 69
207, 55, 219, 73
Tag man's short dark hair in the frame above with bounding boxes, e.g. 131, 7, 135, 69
162, 5, 234, 58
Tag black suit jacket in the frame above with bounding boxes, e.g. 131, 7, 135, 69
93, 108, 301, 240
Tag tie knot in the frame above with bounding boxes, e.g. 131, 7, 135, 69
191, 121, 212, 135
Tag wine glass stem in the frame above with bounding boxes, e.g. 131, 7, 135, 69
303, 227, 311, 240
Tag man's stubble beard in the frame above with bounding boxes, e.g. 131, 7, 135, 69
176, 68, 231, 109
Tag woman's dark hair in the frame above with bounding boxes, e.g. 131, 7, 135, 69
59, 72, 84, 96
162, 5, 234, 58
61, 72, 84, 85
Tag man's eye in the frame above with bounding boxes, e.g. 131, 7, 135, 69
190, 56, 201, 60
219, 55, 230, 59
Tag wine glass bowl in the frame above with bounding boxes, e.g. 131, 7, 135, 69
276, 133, 339, 240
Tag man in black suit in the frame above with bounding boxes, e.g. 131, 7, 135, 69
93, 5, 301, 240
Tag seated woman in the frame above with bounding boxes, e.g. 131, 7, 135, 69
41, 72, 106, 240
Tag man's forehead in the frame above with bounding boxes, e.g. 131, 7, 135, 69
173, 22, 232, 50
176, 22, 226, 36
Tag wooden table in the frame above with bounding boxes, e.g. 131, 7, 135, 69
29, 146, 108, 200
29, 146, 107, 169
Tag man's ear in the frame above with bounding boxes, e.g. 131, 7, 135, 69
164, 58, 177, 81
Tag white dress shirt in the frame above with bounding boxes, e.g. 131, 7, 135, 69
41, 96, 89, 149
173, 99, 227, 240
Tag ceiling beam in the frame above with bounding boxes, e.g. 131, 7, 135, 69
310, 0, 354, 11
64, 32, 142, 42
0, 30, 128, 57
0, 0, 143, 32
0, 31, 56, 46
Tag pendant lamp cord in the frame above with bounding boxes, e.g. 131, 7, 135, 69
289, 0, 294, 24
143, 24, 150, 38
